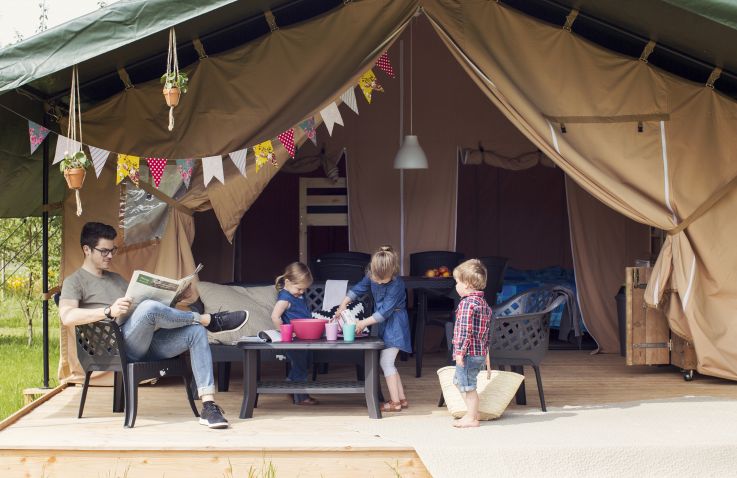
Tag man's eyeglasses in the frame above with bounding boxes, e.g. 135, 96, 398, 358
93, 247, 118, 257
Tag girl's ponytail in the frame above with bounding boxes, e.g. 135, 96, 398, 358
275, 274, 286, 291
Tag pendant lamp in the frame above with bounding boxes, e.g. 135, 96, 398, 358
394, 18, 428, 169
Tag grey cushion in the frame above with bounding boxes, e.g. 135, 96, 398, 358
198, 282, 277, 344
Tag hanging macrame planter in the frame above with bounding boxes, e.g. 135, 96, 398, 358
161, 27, 188, 131
60, 65, 91, 216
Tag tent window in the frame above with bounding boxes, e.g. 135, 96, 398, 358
121, 165, 184, 245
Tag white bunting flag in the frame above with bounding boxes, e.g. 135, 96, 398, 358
88, 146, 111, 178
52, 135, 82, 165
228, 148, 248, 177
340, 87, 359, 115
202, 156, 225, 186
319, 102, 343, 136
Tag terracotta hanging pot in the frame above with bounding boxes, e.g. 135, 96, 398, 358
63, 167, 86, 190
163, 86, 181, 107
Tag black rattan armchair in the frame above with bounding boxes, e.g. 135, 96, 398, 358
75, 319, 199, 427
440, 287, 565, 412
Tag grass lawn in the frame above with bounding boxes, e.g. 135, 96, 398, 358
0, 299, 60, 420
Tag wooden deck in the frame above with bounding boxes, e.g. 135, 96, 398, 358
1, 350, 736, 477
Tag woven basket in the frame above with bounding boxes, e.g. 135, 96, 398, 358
437, 366, 524, 420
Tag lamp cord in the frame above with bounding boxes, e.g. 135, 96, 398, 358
410, 19, 413, 135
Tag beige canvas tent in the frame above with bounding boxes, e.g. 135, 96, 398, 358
1, 0, 736, 382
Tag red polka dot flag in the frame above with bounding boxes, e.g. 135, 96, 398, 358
146, 157, 167, 188
277, 128, 296, 158
376, 51, 395, 78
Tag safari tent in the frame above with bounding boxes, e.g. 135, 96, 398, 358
2, 0, 737, 385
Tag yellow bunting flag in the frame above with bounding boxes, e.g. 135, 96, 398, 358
253, 140, 276, 172
358, 69, 384, 104
116, 154, 140, 185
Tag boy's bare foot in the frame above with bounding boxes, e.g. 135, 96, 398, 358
453, 418, 480, 428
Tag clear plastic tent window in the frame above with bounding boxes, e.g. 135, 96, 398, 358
120, 164, 185, 246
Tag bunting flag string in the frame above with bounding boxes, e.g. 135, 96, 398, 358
277, 128, 296, 158
52, 135, 82, 165
2, 50, 397, 190
340, 87, 359, 115
202, 155, 225, 186
298, 118, 318, 146
319, 102, 343, 136
176, 159, 194, 188
358, 69, 384, 104
375, 51, 395, 78
146, 157, 168, 188
88, 146, 110, 178
229, 148, 248, 176
253, 140, 276, 172
28, 120, 50, 154
116, 154, 140, 185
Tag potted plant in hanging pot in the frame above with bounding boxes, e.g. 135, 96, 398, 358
60, 150, 91, 189
160, 71, 188, 107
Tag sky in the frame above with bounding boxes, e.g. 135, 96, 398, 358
0, 0, 117, 47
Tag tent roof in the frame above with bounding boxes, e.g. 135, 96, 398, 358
2, 0, 737, 105
2, 0, 737, 218
504, 0, 737, 97
0, 0, 342, 104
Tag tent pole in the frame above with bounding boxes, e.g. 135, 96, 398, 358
42, 114, 50, 389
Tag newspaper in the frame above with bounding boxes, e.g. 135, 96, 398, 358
125, 263, 203, 311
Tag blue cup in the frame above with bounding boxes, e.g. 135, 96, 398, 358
342, 323, 356, 342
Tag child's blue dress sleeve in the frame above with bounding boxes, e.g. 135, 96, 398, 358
347, 275, 371, 301
372, 278, 406, 323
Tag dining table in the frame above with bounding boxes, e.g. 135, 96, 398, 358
401, 275, 457, 377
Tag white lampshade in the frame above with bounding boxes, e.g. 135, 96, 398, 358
393, 135, 428, 169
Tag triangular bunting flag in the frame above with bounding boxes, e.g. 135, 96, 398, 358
277, 129, 296, 158
375, 51, 395, 78
146, 157, 167, 188
176, 159, 194, 189
116, 154, 140, 185
358, 69, 384, 104
340, 87, 359, 115
28, 121, 50, 154
298, 118, 318, 146
202, 156, 225, 186
229, 149, 248, 176
253, 140, 276, 172
88, 146, 110, 178
52, 135, 82, 165
319, 103, 343, 136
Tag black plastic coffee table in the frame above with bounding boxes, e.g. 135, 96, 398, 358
237, 337, 385, 419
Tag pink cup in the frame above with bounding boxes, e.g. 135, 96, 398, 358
280, 323, 294, 342
325, 322, 338, 341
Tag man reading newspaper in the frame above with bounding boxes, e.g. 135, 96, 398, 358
59, 222, 247, 429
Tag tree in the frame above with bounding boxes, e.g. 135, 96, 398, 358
1, 217, 62, 346
36, 0, 48, 33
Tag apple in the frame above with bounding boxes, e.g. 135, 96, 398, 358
441, 271, 451, 277
438, 266, 449, 274
425, 269, 437, 278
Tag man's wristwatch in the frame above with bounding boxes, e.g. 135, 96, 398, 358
104, 306, 113, 319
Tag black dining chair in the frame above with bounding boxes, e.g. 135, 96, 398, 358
478, 255, 508, 303
409, 251, 464, 376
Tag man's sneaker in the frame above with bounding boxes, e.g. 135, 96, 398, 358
199, 401, 229, 429
207, 310, 248, 333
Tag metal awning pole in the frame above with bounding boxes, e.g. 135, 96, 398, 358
42, 114, 50, 389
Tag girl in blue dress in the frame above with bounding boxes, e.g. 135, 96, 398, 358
335, 246, 411, 412
270, 262, 318, 405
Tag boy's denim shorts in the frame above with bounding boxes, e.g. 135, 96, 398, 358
453, 355, 486, 392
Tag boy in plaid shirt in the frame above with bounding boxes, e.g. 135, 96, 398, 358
451, 259, 492, 428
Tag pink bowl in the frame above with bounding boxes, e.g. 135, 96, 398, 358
290, 318, 328, 340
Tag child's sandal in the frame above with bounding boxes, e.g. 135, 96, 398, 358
399, 399, 409, 409
382, 401, 402, 412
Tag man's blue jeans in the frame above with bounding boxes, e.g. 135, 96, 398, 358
121, 300, 215, 397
